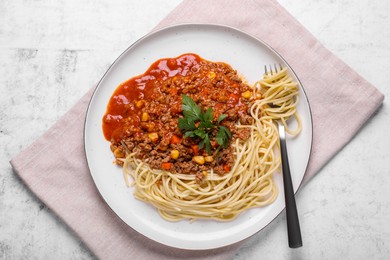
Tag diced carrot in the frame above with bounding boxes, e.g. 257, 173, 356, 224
169, 87, 178, 95
229, 93, 239, 101
161, 162, 172, 170
223, 164, 231, 173
170, 134, 181, 144
191, 144, 199, 155
211, 140, 219, 148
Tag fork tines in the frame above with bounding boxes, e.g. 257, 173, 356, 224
264, 63, 283, 75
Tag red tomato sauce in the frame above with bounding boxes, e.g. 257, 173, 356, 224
102, 53, 253, 176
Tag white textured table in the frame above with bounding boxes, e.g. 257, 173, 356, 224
1, 0, 389, 259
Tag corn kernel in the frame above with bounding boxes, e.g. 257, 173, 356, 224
136, 100, 145, 108
159, 145, 168, 151
170, 149, 179, 159
241, 90, 251, 99
202, 171, 208, 177
147, 123, 155, 132
192, 156, 205, 165
208, 71, 216, 79
113, 148, 125, 158
148, 132, 159, 142
141, 112, 149, 121
204, 156, 214, 162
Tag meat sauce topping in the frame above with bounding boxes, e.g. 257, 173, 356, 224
103, 53, 253, 178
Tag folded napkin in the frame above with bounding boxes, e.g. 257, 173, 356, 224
10, 0, 384, 259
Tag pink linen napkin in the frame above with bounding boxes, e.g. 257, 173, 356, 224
10, 0, 384, 259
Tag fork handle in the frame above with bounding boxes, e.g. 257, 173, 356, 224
279, 131, 303, 248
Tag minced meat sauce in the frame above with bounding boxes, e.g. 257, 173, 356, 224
102, 53, 254, 177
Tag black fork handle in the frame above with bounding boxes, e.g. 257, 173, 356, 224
279, 125, 303, 248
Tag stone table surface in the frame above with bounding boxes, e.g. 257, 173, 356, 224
1, 0, 389, 259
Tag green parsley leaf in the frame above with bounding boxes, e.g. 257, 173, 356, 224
219, 125, 232, 139
216, 126, 231, 148
198, 139, 205, 150
178, 94, 232, 154
184, 131, 195, 138
216, 132, 224, 146
217, 114, 227, 124
194, 129, 206, 139
203, 108, 214, 122
181, 94, 202, 121
204, 134, 211, 154
178, 117, 196, 132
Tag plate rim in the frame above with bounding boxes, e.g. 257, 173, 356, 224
83, 22, 313, 249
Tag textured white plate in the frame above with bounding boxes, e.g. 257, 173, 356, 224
84, 24, 312, 250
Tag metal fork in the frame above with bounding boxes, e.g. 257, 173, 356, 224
265, 64, 303, 248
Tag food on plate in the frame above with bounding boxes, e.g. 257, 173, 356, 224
102, 53, 301, 221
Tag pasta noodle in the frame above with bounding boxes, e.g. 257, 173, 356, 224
121, 66, 301, 221
255, 67, 302, 136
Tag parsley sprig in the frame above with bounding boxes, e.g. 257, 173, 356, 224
178, 94, 232, 154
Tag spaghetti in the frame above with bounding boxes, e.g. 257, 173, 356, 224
104, 54, 301, 221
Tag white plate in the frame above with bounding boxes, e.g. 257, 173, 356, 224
84, 24, 312, 250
